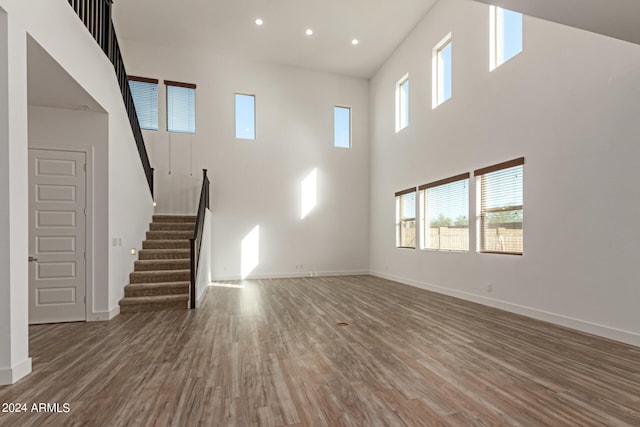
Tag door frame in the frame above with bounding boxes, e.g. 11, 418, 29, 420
28, 145, 94, 322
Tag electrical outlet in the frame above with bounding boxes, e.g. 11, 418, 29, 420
487, 283, 492, 292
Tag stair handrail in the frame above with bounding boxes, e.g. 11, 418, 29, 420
68, 0, 154, 197
190, 169, 210, 309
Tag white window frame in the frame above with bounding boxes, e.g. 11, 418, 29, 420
432, 33, 452, 109
334, 105, 351, 148
128, 76, 159, 131
235, 93, 256, 140
489, 6, 523, 71
165, 80, 196, 134
395, 74, 409, 133
419, 173, 470, 252
395, 188, 417, 249
475, 157, 524, 255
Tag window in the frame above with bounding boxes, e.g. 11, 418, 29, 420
334, 106, 351, 148
165, 80, 196, 133
432, 33, 452, 108
395, 188, 416, 248
235, 93, 255, 140
128, 76, 158, 131
490, 6, 523, 70
475, 158, 524, 254
420, 173, 469, 252
395, 74, 409, 132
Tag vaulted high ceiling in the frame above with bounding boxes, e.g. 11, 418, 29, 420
112, 0, 640, 79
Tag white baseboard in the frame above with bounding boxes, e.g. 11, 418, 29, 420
87, 306, 120, 322
211, 270, 369, 282
370, 270, 640, 348
0, 357, 32, 385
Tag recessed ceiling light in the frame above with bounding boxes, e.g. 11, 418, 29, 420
255, 18, 263, 26
305, 29, 313, 36
351, 39, 359, 45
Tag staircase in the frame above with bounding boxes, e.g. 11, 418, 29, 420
119, 215, 196, 313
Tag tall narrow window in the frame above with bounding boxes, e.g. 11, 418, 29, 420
475, 158, 524, 254
395, 188, 416, 249
128, 76, 158, 131
235, 93, 255, 140
420, 173, 469, 252
395, 74, 409, 132
334, 106, 351, 148
432, 33, 452, 108
165, 80, 196, 133
490, 6, 523, 70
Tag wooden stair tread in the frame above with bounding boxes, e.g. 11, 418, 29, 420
119, 294, 188, 304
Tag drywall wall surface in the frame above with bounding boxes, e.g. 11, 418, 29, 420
369, 0, 640, 345
119, 41, 371, 280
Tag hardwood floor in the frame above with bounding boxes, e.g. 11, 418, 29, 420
1, 275, 639, 426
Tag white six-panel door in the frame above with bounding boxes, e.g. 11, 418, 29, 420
28, 148, 86, 324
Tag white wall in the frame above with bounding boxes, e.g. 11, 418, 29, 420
0, 3, 31, 385
119, 41, 371, 280
0, 0, 154, 383
27, 106, 115, 320
370, 0, 640, 345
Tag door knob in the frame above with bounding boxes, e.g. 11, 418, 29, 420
28, 256, 38, 262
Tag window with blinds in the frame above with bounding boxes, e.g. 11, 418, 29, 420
475, 157, 524, 254
165, 80, 196, 133
128, 76, 158, 131
420, 173, 469, 252
395, 188, 416, 248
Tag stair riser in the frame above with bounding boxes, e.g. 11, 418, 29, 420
142, 240, 190, 249
130, 271, 190, 284
120, 301, 188, 313
138, 250, 190, 260
146, 231, 193, 240
149, 223, 195, 231
153, 216, 197, 223
125, 287, 188, 297
134, 261, 191, 271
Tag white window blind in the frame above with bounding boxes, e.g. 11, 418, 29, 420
420, 173, 469, 252
166, 80, 196, 133
395, 188, 416, 248
128, 76, 158, 131
475, 158, 524, 254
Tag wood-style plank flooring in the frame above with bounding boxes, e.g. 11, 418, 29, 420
1, 275, 639, 426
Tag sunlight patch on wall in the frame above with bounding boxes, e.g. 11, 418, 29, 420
241, 225, 260, 279
301, 168, 318, 219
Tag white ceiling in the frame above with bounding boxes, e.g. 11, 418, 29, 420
113, 0, 640, 80
112, 0, 438, 79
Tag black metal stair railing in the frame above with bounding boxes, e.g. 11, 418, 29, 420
68, 0, 154, 197
190, 170, 210, 309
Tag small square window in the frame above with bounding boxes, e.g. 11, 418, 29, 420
395, 188, 416, 248
166, 80, 196, 134
475, 158, 524, 254
432, 33, 452, 108
128, 76, 158, 131
235, 94, 256, 140
490, 6, 523, 70
395, 75, 409, 132
334, 106, 351, 148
